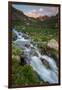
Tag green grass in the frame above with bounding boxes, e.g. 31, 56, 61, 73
14, 25, 58, 43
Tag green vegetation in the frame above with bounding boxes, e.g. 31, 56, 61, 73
15, 25, 58, 42
12, 44, 21, 56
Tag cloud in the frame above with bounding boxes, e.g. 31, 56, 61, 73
25, 11, 40, 18
32, 9, 37, 13
24, 8, 44, 18
24, 7, 59, 18
39, 8, 43, 12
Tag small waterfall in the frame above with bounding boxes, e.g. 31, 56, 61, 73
13, 28, 58, 84
30, 56, 58, 83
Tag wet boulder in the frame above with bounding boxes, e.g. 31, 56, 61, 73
47, 39, 58, 51
19, 54, 26, 66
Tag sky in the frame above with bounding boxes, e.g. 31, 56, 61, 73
12, 4, 59, 18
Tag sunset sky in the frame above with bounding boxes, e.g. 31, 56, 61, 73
12, 4, 59, 18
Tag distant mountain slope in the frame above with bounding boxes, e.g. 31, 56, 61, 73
37, 15, 49, 21
12, 7, 28, 25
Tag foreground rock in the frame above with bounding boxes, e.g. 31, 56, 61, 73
47, 39, 58, 51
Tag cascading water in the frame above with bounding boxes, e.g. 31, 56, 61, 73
13, 28, 58, 84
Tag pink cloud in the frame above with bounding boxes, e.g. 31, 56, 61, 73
24, 7, 59, 18
39, 8, 43, 12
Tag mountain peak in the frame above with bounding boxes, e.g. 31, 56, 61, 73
37, 15, 49, 21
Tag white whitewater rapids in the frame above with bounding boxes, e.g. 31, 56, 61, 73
13, 28, 58, 84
